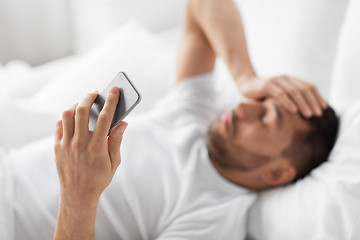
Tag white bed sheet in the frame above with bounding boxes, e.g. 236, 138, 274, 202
0, 148, 14, 240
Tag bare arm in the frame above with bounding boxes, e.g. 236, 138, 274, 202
177, 0, 254, 82
53, 88, 128, 240
54, 198, 99, 240
177, 0, 327, 117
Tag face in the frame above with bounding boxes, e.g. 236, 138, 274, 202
207, 98, 310, 171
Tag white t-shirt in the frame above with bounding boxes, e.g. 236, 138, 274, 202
3, 73, 256, 240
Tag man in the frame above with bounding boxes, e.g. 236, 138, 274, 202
3, 0, 338, 239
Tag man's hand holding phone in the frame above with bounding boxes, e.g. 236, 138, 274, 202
53, 87, 128, 239
53, 72, 140, 239
54, 86, 127, 203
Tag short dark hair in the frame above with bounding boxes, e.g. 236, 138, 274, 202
283, 106, 339, 181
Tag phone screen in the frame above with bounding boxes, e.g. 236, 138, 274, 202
89, 72, 141, 132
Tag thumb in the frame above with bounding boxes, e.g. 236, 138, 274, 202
108, 121, 128, 169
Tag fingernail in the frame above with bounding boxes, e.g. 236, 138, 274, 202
120, 123, 128, 133
109, 87, 119, 94
322, 102, 328, 109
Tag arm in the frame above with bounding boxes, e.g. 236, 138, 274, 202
177, 0, 327, 117
177, 0, 255, 83
53, 87, 128, 240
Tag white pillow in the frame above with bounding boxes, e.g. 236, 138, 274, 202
30, 22, 177, 118
0, 102, 58, 149
70, 0, 187, 53
248, 101, 360, 240
235, 0, 349, 99
329, 0, 360, 113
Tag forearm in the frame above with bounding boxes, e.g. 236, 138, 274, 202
53, 195, 99, 240
53, 88, 127, 239
190, 0, 256, 83
186, 0, 327, 117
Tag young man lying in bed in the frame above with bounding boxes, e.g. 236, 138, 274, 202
51, 0, 339, 239
20, 0, 335, 239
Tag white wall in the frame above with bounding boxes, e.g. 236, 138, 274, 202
0, 0, 72, 66
70, 0, 187, 53
329, 0, 360, 112
0, 0, 187, 66
235, 0, 349, 99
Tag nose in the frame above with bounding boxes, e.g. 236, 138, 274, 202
235, 101, 265, 121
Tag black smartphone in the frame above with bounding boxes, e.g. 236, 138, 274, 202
89, 72, 141, 132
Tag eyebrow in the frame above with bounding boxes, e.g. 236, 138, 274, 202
274, 102, 284, 129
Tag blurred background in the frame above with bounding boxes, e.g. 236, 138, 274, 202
0, 0, 186, 65
0, 0, 360, 148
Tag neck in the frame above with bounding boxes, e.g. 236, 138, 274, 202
209, 153, 267, 190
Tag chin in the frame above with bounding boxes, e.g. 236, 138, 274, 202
206, 122, 228, 161
209, 117, 224, 136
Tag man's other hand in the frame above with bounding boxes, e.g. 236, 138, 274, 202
54, 87, 128, 206
237, 75, 328, 118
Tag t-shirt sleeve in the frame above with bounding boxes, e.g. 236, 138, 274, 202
153, 72, 220, 128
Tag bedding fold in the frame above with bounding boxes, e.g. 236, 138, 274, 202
0, 148, 14, 240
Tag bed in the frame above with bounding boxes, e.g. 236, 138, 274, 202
1, 0, 360, 239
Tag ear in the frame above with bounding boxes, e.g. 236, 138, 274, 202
259, 159, 297, 187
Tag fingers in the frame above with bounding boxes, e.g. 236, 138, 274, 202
55, 120, 63, 143
277, 77, 312, 117
238, 75, 327, 118
272, 76, 326, 118
108, 121, 128, 171
312, 85, 328, 109
290, 78, 324, 117
94, 87, 120, 139
302, 87, 322, 116
74, 91, 99, 138
62, 103, 77, 143
268, 79, 297, 113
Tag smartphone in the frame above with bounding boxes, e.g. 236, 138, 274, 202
89, 72, 141, 133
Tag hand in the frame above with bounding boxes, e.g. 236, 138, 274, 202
54, 87, 128, 206
237, 75, 328, 118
